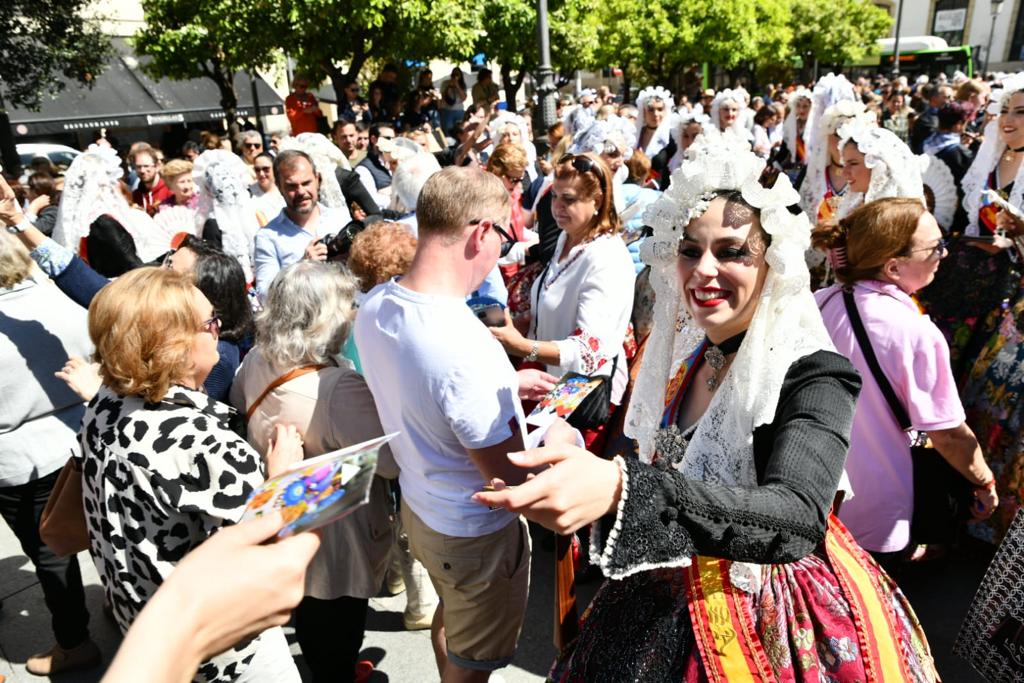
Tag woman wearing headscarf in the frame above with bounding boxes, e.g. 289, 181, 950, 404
634, 87, 676, 190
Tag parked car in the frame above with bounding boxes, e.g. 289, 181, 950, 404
17, 143, 81, 174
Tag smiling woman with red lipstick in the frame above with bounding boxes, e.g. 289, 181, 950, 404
476, 136, 939, 681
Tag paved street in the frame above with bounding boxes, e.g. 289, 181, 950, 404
0, 521, 994, 681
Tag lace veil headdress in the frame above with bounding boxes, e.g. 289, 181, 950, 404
667, 111, 711, 173
635, 86, 676, 159
277, 133, 350, 209
834, 121, 924, 220
626, 134, 835, 491
782, 87, 813, 161
799, 74, 873, 218
709, 89, 750, 141
50, 144, 173, 262
490, 111, 538, 172
962, 72, 1024, 236
192, 150, 262, 281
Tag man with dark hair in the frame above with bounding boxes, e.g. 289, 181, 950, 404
370, 64, 401, 117
924, 102, 976, 184
910, 84, 953, 154
355, 124, 395, 204
471, 68, 501, 113
253, 150, 351, 298
332, 120, 359, 163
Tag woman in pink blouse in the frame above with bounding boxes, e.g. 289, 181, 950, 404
813, 197, 997, 568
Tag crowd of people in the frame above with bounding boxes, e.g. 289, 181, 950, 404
1, 62, 1023, 683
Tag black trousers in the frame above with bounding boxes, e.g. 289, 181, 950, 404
294, 594, 369, 683
0, 468, 91, 648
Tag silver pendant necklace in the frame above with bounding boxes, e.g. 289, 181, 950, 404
703, 332, 746, 391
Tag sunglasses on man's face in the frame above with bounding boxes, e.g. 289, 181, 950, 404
470, 219, 516, 257
244, 142, 263, 149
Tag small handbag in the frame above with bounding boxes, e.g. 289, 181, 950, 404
842, 289, 973, 545
531, 260, 618, 431
39, 456, 90, 557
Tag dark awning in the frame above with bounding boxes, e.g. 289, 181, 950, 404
9, 38, 284, 137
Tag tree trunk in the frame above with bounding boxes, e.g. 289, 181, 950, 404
0, 101, 20, 178
323, 59, 347, 109
215, 71, 241, 150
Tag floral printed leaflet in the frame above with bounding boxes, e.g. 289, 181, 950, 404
527, 373, 604, 428
241, 433, 396, 539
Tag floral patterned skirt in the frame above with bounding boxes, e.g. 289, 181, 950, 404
963, 286, 1024, 543
550, 546, 937, 682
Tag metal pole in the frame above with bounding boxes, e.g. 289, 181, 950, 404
534, 0, 557, 138
250, 71, 264, 135
892, 0, 903, 77
983, 1, 1004, 76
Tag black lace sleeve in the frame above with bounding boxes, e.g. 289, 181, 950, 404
592, 350, 862, 578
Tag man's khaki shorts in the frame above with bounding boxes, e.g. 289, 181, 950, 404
402, 504, 531, 671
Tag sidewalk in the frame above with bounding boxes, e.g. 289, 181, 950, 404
0, 517, 989, 681
0, 521, 587, 682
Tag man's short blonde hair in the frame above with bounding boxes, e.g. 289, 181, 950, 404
161, 159, 193, 182
416, 166, 509, 239
0, 231, 34, 289
89, 267, 200, 403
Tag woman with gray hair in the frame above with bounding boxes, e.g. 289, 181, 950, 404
229, 260, 397, 683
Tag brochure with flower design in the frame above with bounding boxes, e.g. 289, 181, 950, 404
526, 373, 604, 428
241, 433, 397, 539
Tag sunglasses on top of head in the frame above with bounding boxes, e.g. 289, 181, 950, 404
557, 154, 607, 193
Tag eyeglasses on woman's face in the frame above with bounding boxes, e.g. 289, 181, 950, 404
906, 237, 948, 261
199, 315, 221, 339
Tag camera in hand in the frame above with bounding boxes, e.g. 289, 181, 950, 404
319, 219, 368, 262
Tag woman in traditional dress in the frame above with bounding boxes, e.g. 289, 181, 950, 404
781, 88, 813, 182
477, 135, 939, 681
798, 73, 872, 226
953, 75, 1024, 543
833, 121, 923, 221
634, 86, 677, 190
709, 88, 753, 146
919, 74, 1024, 378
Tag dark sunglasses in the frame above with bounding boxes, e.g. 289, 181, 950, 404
471, 219, 516, 257
557, 154, 607, 193
244, 142, 263, 149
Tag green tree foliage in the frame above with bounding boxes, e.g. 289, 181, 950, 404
133, 0, 282, 144
476, 0, 599, 106
790, 0, 893, 68
593, 0, 891, 91
1, 0, 112, 172
282, 0, 481, 107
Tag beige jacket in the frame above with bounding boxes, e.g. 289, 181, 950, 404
230, 348, 397, 600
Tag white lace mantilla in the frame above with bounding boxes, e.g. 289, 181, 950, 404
834, 121, 925, 220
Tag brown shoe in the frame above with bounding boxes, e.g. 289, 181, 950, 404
25, 639, 101, 676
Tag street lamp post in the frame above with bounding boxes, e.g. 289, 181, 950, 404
983, 0, 1006, 77
534, 0, 558, 138
892, 0, 903, 77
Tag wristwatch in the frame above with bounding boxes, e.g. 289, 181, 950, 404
6, 217, 31, 234
524, 342, 540, 363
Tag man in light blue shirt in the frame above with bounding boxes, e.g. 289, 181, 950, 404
253, 149, 351, 299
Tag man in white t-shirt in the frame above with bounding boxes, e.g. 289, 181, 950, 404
355, 166, 549, 681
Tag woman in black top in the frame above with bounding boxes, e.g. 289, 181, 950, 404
477, 137, 939, 681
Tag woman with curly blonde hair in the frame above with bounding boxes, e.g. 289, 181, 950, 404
81, 266, 306, 683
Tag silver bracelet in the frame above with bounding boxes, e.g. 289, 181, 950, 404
524, 342, 540, 363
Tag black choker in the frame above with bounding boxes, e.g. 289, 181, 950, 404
703, 331, 746, 390
1012, 145, 1024, 153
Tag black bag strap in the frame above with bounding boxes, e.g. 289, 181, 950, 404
841, 288, 912, 431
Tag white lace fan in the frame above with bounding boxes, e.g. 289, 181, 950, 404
119, 208, 179, 263
918, 155, 958, 230
152, 206, 200, 243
